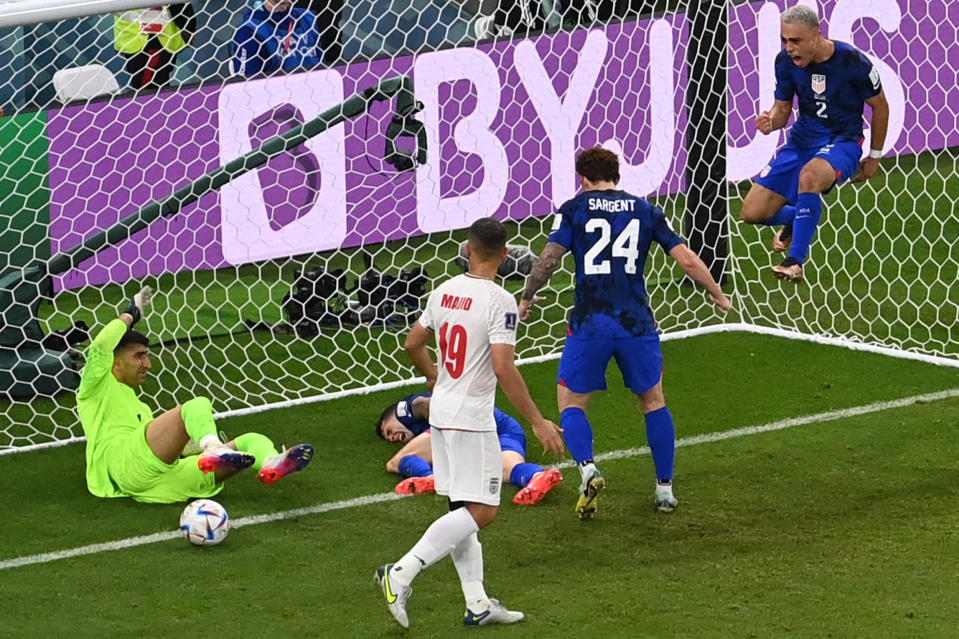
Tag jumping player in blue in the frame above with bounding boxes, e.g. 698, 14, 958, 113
376, 393, 563, 505
519, 147, 731, 518
740, 5, 889, 283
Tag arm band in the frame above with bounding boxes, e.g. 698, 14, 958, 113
868, 149, 883, 159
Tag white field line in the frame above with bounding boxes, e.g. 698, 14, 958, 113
2, 387, 958, 572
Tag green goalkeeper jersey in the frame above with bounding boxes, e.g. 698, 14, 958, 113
77, 319, 155, 497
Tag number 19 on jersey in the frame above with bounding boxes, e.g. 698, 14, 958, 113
439, 322, 467, 378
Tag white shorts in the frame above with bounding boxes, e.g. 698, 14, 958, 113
430, 427, 502, 506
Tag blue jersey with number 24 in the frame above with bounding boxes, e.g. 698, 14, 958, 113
548, 189, 684, 339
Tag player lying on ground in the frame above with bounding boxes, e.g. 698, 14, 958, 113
76, 287, 314, 503
377, 392, 563, 504
739, 4, 888, 283
520, 147, 732, 519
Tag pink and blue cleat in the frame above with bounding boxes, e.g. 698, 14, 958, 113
257, 443, 315, 484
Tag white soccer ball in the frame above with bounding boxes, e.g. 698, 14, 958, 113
180, 499, 230, 547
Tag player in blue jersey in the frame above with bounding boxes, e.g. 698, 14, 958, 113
519, 147, 731, 518
376, 393, 563, 505
740, 5, 889, 282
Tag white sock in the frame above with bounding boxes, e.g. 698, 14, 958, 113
199, 434, 222, 451
391, 507, 479, 586
452, 532, 488, 610
579, 461, 597, 481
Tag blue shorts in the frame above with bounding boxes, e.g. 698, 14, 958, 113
498, 431, 527, 456
558, 333, 664, 394
756, 140, 862, 204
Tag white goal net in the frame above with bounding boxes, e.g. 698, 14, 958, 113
728, 0, 959, 364
1, 0, 956, 451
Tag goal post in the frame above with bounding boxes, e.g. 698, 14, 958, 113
0, 0, 164, 29
1, 0, 957, 454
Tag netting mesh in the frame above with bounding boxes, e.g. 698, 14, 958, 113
728, 0, 959, 358
1, 0, 956, 451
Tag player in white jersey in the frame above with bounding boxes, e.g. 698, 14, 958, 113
375, 217, 565, 629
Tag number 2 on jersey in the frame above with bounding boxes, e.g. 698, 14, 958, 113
439, 322, 467, 378
584, 218, 640, 275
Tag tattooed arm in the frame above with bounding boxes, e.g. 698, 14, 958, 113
518, 242, 568, 319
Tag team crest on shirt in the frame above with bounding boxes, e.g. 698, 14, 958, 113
488, 476, 500, 495
505, 312, 517, 330
811, 74, 826, 95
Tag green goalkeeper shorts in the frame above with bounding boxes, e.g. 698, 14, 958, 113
107, 422, 224, 504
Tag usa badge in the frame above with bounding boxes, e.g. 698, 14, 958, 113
811, 73, 826, 94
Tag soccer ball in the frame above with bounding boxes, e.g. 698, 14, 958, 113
180, 499, 230, 547
455, 241, 537, 279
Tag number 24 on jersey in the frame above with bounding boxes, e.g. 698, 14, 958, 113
584, 218, 640, 275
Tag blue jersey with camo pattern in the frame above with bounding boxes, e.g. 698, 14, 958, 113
548, 190, 684, 338
394, 392, 525, 441
774, 40, 882, 149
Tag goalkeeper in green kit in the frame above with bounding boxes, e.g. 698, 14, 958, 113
77, 286, 314, 503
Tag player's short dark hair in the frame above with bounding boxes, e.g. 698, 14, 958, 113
575, 146, 620, 184
375, 403, 394, 439
115, 329, 149, 354
467, 217, 507, 260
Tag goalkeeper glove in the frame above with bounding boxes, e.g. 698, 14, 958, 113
123, 286, 153, 326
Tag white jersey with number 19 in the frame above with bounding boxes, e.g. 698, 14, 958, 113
417, 273, 519, 432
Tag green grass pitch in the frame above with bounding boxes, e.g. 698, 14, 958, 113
1, 333, 958, 637
1, 147, 957, 636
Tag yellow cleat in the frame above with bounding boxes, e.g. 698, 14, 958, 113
575, 469, 606, 520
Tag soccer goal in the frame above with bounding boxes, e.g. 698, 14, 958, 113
1, 0, 956, 453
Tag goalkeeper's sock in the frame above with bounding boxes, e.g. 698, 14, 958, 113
234, 432, 279, 471
181, 397, 218, 443
452, 533, 489, 610
561, 407, 594, 464
393, 507, 479, 585
762, 204, 796, 227
509, 462, 544, 488
644, 406, 676, 483
790, 192, 823, 263
399, 454, 433, 478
